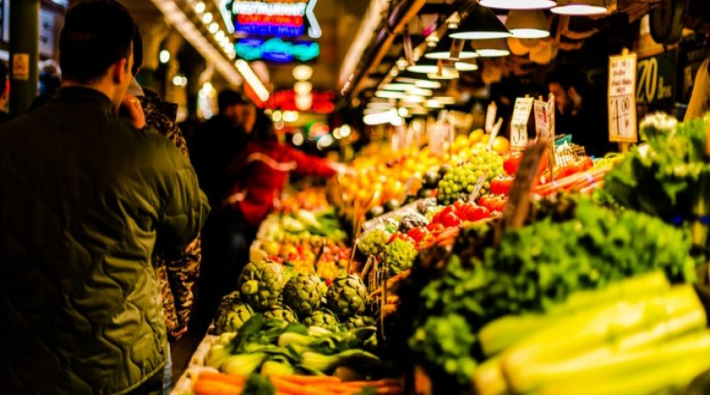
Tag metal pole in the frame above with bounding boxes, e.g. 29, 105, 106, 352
9, 0, 39, 117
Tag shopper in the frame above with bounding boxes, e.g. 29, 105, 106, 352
222, 113, 346, 271
546, 64, 612, 157
0, 61, 10, 123
191, 90, 255, 320
0, 1, 209, 394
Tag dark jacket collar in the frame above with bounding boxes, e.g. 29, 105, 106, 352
55, 86, 114, 108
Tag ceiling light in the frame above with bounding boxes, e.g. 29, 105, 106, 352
455, 61, 479, 71
292, 133, 304, 146
283, 110, 299, 123
472, 39, 510, 57
208, 22, 220, 33
159, 49, 170, 64
340, 124, 351, 137
367, 102, 395, 109
202, 12, 213, 24
551, 0, 608, 15
480, 0, 556, 9
410, 107, 429, 115
506, 10, 550, 39
425, 36, 479, 60
425, 33, 439, 48
449, 4, 512, 40
363, 109, 402, 126
402, 95, 425, 103
415, 80, 442, 89
406, 88, 433, 96
407, 58, 454, 74
433, 96, 456, 104
381, 83, 416, 91
292, 65, 313, 81
425, 99, 445, 108
428, 69, 458, 80
194, 1, 206, 13
215, 30, 225, 40
398, 107, 409, 117
375, 90, 406, 99
294, 81, 313, 95
272, 110, 283, 122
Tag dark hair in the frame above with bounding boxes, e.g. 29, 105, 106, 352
59, 0, 136, 84
0, 61, 7, 96
545, 64, 589, 95
253, 112, 278, 142
218, 89, 248, 113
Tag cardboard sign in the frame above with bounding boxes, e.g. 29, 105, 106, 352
485, 102, 497, 133
495, 140, 548, 245
511, 97, 534, 150
608, 52, 639, 143
534, 95, 556, 172
12, 53, 29, 81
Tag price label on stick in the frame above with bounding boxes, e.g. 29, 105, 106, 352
487, 118, 504, 151
511, 97, 534, 150
469, 173, 488, 203
608, 51, 638, 143
495, 141, 548, 244
485, 102, 497, 134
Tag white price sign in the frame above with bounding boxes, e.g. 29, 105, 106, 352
485, 102, 497, 133
608, 52, 638, 143
511, 97, 533, 150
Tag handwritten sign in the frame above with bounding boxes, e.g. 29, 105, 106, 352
511, 97, 534, 150
12, 53, 29, 81
534, 95, 556, 168
608, 52, 638, 143
485, 102, 497, 133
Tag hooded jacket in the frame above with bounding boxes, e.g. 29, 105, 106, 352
0, 87, 210, 394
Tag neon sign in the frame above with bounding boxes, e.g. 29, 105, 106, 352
227, 0, 321, 39
236, 38, 319, 62
266, 90, 335, 114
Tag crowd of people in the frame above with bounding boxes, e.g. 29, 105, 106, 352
0, 1, 345, 394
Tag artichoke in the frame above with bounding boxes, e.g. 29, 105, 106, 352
303, 308, 339, 331
214, 301, 254, 335
325, 275, 367, 319
283, 273, 325, 316
263, 304, 298, 323
237, 259, 286, 311
345, 315, 376, 330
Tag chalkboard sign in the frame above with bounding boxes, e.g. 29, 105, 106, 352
637, 49, 677, 107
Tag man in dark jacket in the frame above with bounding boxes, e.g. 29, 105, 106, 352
0, 1, 210, 394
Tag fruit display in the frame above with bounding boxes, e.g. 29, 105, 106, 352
436, 148, 505, 205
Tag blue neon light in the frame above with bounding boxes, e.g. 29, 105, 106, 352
235, 38, 320, 63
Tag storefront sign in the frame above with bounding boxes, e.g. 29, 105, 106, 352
636, 50, 676, 106
227, 0, 321, 38
265, 89, 335, 113
510, 97, 534, 150
608, 51, 638, 143
236, 37, 319, 62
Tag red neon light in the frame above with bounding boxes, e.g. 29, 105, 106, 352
265, 90, 335, 114
237, 14, 304, 27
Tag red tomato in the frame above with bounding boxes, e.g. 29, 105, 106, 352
427, 222, 445, 232
440, 212, 461, 227
407, 227, 429, 243
388, 232, 415, 244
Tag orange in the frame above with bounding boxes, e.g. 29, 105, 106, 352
492, 136, 511, 154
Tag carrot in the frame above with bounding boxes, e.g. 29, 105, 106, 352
197, 371, 245, 386
193, 378, 242, 395
270, 376, 334, 395
376, 385, 404, 394
340, 379, 401, 388
272, 374, 342, 385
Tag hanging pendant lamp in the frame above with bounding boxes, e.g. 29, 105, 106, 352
551, 0, 608, 15
425, 36, 479, 60
506, 9, 550, 39
471, 39, 510, 57
480, 0, 555, 9
450, 4, 512, 40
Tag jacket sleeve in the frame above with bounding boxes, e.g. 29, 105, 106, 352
158, 152, 211, 253
287, 146, 338, 178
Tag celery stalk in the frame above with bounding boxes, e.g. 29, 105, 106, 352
501, 285, 706, 394
221, 353, 268, 376
537, 330, 710, 395
479, 271, 671, 357
472, 356, 509, 395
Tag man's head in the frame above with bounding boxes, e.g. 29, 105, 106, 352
545, 65, 587, 116
59, 0, 137, 108
217, 89, 255, 131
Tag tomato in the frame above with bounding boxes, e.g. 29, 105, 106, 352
440, 212, 461, 227
407, 227, 429, 243
503, 152, 522, 176
388, 232, 414, 244
427, 222, 445, 232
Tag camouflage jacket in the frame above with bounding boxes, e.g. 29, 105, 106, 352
140, 91, 201, 341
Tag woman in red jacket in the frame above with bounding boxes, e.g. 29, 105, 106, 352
222, 113, 345, 269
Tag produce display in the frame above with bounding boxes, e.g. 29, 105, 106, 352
177, 113, 710, 395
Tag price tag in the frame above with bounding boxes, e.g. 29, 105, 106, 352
608, 51, 638, 143
469, 173, 488, 202
487, 118, 504, 151
511, 97, 534, 150
534, 95, 557, 177
485, 102, 497, 133
495, 140, 548, 244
